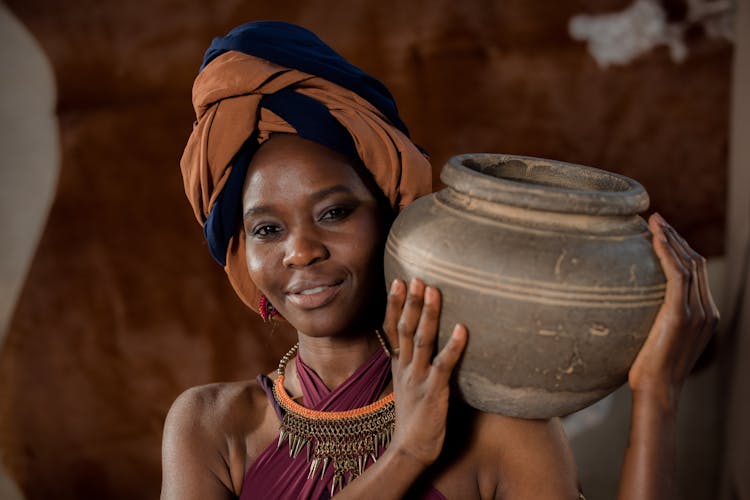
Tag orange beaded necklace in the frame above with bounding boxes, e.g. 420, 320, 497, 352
271, 336, 395, 495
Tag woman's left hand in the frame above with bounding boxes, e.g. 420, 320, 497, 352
628, 213, 720, 405
382, 278, 468, 469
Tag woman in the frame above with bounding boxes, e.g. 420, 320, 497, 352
162, 21, 718, 499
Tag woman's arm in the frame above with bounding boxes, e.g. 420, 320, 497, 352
335, 278, 580, 499
618, 213, 719, 499
161, 386, 238, 500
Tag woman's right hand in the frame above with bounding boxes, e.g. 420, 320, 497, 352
382, 277, 468, 469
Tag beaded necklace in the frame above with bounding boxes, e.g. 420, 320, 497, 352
271, 335, 395, 496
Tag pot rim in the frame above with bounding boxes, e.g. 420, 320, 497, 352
441, 153, 649, 215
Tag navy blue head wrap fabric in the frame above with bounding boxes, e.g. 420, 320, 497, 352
203, 136, 258, 265
197, 21, 414, 266
200, 21, 410, 135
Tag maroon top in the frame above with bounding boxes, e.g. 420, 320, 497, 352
239, 348, 447, 499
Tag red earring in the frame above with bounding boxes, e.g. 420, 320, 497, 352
259, 295, 277, 322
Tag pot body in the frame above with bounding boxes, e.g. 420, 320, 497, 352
383, 154, 665, 418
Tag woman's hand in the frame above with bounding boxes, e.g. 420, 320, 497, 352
618, 213, 719, 499
382, 277, 468, 469
628, 213, 720, 406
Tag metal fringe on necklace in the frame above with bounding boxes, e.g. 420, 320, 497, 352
271, 340, 395, 496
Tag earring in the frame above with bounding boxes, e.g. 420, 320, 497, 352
259, 294, 278, 322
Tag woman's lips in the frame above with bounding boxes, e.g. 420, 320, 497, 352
285, 282, 343, 309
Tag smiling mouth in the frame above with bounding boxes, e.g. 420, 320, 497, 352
298, 285, 331, 295
286, 282, 343, 309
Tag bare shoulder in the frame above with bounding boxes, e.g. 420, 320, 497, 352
473, 410, 580, 499
161, 380, 277, 499
165, 380, 270, 436
430, 405, 579, 500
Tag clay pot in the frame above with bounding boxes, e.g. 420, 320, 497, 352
384, 154, 665, 418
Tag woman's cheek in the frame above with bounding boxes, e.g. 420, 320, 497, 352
244, 243, 274, 290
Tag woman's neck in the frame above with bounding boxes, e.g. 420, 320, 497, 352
295, 328, 383, 391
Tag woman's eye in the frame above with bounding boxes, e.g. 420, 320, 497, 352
319, 206, 353, 222
251, 224, 281, 238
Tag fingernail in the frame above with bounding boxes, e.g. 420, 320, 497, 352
653, 227, 667, 244
409, 277, 422, 294
425, 286, 437, 303
452, 324, 466, 341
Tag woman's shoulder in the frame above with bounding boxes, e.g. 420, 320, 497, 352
169, 380, 263, 423
162, 379, 278, 496
474, 409, 580, 498
165, 380, 278, 446
434, 404, 580, 499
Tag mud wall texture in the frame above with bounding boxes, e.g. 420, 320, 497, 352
0, 1, 731, 498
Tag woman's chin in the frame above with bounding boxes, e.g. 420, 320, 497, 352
285, 307, 380, 339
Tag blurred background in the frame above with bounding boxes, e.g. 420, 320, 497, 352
0, 0, 747, 498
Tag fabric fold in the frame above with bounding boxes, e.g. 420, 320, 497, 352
180, 22, 432, 311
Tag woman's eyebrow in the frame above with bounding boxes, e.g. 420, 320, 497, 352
243, 185, 355, 220
310, 184, 355, 202
243, 205, 273, 220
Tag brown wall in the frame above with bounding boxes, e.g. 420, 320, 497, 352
0, 1, 731, 498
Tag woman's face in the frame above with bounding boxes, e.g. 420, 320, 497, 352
242, 135, 387, 337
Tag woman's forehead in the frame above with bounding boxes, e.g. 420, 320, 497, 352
242, 135, 370, 206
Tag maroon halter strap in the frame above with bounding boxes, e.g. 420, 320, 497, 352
240, 348, 446, 499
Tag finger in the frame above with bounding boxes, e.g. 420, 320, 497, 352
658, 220, 719, 373
649, 216, 690, 312
397, 278, 426, 364
664, 220, 706, 276
412, 286, 441, 367
658, 219, 708, 333
658, 219, 720, 333
653, 213, 700, 270
661, 223, 693, 270
429, 324, 468, 386
695, 262, 720, 334
662, 225, 702, 316
383, 279, 406, 355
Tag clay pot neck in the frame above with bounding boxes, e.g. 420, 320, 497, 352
440, 154, 649, 217
435, 188, 646, 235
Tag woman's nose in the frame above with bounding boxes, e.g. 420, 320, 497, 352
282, 231, 329, 268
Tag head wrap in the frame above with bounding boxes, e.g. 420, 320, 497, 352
180, 21, 432, 311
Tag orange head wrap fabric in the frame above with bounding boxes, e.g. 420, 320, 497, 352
180, 22, 432, 312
